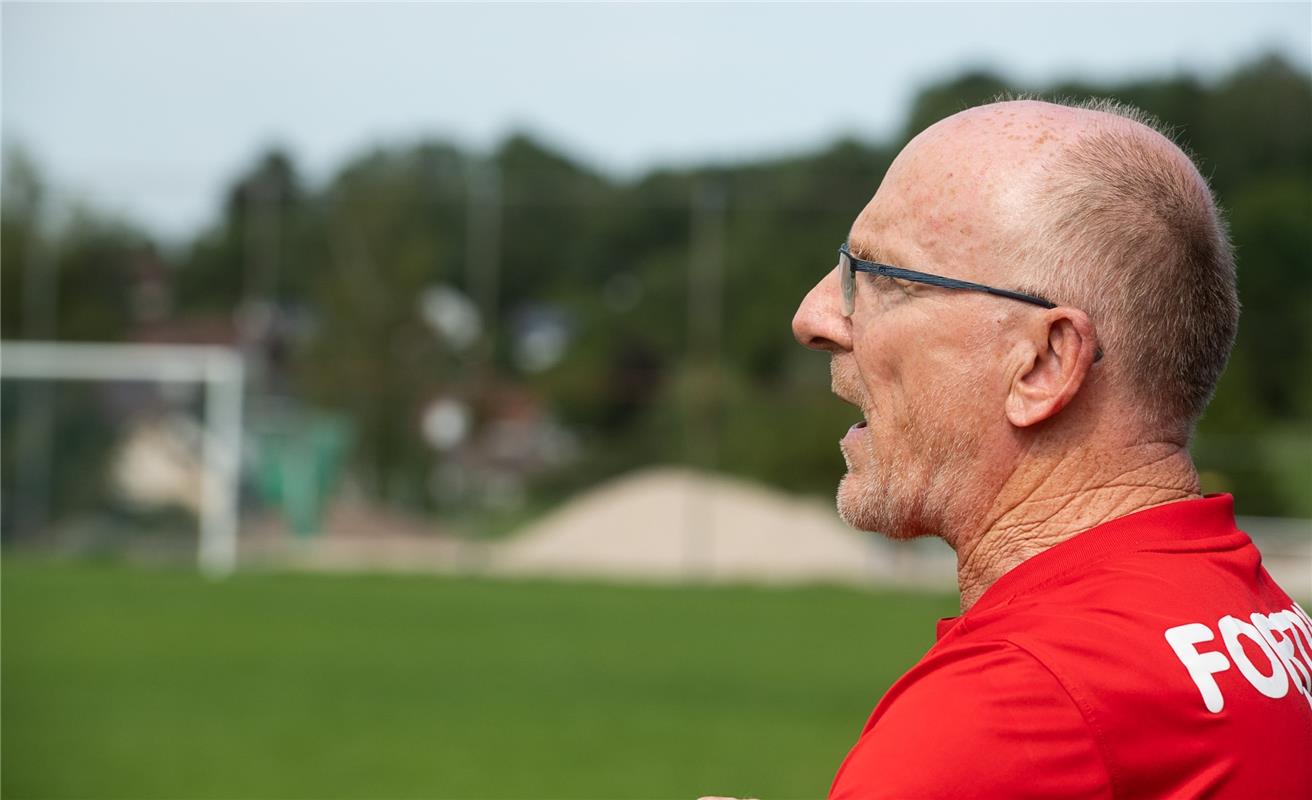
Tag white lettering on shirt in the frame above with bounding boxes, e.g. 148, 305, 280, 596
1165, 623, 1230, 712
1219, 614, 1288, 699
1165, 605, 1312, 714
1279, 609, 1312, 712
1255, 613, 1312, 704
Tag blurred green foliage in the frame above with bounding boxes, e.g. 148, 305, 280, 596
3, 55, 1309, 520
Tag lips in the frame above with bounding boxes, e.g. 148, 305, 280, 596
831, 362, 869, 446
842, 419, 868, 447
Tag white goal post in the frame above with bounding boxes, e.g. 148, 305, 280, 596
0, 340, 244, 578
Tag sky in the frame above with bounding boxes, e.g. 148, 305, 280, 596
4, 2, 1310, 241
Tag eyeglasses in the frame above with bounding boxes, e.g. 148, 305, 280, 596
838, 243, 1103, 361
839, 243, 1055, 317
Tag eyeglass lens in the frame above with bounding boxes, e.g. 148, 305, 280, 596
840, 252, 855, 316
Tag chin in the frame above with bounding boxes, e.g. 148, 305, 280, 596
835, 394, 991, 541
836, 470, 926, 541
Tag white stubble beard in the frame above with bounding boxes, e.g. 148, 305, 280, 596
836, 384, 985, 542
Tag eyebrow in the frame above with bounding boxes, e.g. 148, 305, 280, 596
847, 238, 903, 268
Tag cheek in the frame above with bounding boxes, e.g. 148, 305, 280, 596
918, 354, 1003, 431
851, 306, 1006, 431
867, 327, 1000, 429
853, 324, 950, 442
849, 332, 903, 418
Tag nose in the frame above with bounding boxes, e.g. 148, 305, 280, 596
792, 265, 852, 353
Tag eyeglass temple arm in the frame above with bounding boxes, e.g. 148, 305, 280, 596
852, 263, 1056, 309
850, 261, 1103, 361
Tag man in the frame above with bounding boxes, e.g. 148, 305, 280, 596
787, 100, 1312, 798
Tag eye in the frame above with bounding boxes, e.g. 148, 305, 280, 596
867, 272, 914, 299
888, 275, 917, 296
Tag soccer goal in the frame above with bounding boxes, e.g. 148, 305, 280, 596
0, 340, 244, 578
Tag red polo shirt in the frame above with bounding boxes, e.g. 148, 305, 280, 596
829, 495, 1312, 799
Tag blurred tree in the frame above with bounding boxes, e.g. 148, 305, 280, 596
177, 148, 307, 313
294, 144, 467, 504
2, 148, 152, 344
1, 147, 46, 341
10, 54, 1308, 519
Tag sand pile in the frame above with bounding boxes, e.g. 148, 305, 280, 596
490, 466, 920, 585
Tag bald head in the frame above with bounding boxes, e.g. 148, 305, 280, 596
854, 98, 1237, 439
848, 102, 1070, 285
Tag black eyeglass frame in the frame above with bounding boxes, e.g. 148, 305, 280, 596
838, 243, 1103, 362
839, 242, 1055, 316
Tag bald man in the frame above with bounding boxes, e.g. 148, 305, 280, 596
787, 100, 1312, 798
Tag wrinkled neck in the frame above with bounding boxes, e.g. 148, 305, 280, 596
953, 442, 1201, 613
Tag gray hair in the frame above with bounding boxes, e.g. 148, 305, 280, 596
1012, 98, 1239, 439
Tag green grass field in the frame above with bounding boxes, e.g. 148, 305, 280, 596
2, 560, 956, 800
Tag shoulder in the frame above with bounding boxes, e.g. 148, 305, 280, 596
830, 639, 1112, 800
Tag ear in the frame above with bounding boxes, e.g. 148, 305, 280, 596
1005, 308, 1099, 428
